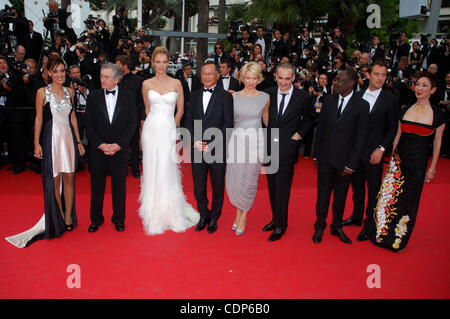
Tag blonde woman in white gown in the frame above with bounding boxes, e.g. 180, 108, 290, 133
139, 47, 199, 235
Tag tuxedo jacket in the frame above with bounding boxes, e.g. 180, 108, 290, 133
27, 31, 44, 63
217, 75, 241, 92
185, 86, 234, 162
356, 89, 399, 162
313, 92, 369, 170
84, 88, 137, 161
264, 86, 314, 166
119, 73, 144, 121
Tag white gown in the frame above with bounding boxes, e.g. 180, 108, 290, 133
139, 90, 200, 235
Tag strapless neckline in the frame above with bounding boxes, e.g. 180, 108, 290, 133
149, 90, 178, 97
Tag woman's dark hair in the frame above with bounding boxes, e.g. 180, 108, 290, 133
46, 56, 66, 72
415, 71, 439, 88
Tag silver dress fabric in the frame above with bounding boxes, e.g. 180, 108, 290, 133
45, 85, 75, 177
226, 91, 269, 212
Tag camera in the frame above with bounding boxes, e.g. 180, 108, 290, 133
401, 78, 413, 87
358, 71, 366, 80
313, 84, 324, 92
0, 71, 11, 86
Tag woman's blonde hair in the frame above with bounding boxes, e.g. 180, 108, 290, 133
151, 46, 170, 63
239, 61, 263, 83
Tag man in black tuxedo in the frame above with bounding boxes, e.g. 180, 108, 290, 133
84, 63, 137, 233
312, 68, 369, 244
263, 63, 314, 241
213, 41, 230, 66
115, 55, 144, 178
27, 20, 44, 64
343, 62, 399, 241
217, 59, 241, 92
185, 62, 234, 233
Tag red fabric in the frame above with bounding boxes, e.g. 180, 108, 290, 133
0, 158, 449, 298
401, 123, 434, 136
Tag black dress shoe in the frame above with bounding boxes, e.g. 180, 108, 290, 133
132, 170, 141, 178
268, 227, 285, 241
65, 224, 74, 232
342, 215, 363, 227
88, 221, 103, 233
207, 219, 218, 233
195, 217, 209, 231
262, 220, 276, 232
13, 166, 26, 174
331, 228, 352, 244
88, 223, 100, 232
356, 225, 369, 241
115, 223, 125, 232
312, 228, 324, 243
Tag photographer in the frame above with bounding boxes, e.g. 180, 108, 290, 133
0, 6, 30, 53
51, 30, 71, 57
83, 17, 110, 56
67, 65, 91, 170
271, 29, 288, 61
43, 0, 77, 45
0, 55, 28, 173
391, 31, 410, 67
111, 5, 134, 49
305, 72, 330, 158
21, 58, 41, 171
65, 42, 100, 89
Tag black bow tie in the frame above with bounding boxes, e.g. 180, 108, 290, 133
203, 88, 214, 93
222, 76, 229, 79
105, 89, 116, 95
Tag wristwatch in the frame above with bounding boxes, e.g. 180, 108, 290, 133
378, 145, 385, 152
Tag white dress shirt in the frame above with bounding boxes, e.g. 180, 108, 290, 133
221, 74, 230, 91
202, 85, 215, 114
338, 90, 354, 115
104, 85, 119, 123
255, 37, 266, 57
362, 87, 382, 113
277, 85, 294, 115
187, 76, 192, 92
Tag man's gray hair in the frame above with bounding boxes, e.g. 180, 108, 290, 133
101, 62, 123, 81
276, 62, 296, 75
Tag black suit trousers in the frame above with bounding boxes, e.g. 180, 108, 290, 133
89, 149, 127, 225
191, 153, 226, 221
315, 162, 351, 231
351, 160, 384, 228
266, 164, 295, 229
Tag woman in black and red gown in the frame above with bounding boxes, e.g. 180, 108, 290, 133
371, 72, 446, 252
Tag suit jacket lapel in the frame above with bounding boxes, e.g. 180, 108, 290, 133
111, 90, 123, 124
336, 94, 355, 124
100, 91, 110, 125
280, 88, 299, 122
370, 90, 384, 115
203, 88, 218, 121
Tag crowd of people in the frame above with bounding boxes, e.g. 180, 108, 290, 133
1, 3, 448, 253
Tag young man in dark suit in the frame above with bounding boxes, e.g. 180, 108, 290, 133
84, 63, 137, 233
115, 55, 144, 178
263, 63, 314, 241
343, 62, 399, 240
184, 62, 234, 234
312, 68, 369, 244
217, 59, 241, 92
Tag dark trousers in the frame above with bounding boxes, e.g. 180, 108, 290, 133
266, 164, 295, 229
351, 160, 384, 229
0, 110, 7, 166
314, 162, 351, 231
75, 111, 86, 166
130, 124, 140, 173
303, 124, 316, 157
89, 150, 128, 225
192, 159, 226, 221
8, 109, 27, 170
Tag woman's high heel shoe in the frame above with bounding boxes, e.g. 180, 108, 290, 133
235, 218, 247, 236
232, 223, 237, 231
65, 224, 74, 231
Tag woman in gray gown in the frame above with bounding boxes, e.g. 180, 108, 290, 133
226, 62, 270, 236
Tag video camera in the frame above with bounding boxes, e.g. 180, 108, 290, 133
0, 5, 15, 23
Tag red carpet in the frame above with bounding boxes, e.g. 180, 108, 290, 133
0, 155, 449, 299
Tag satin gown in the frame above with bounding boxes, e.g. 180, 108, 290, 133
138, 90, 199, 235
5, 85, 78, 248
371, 104, 446, 252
